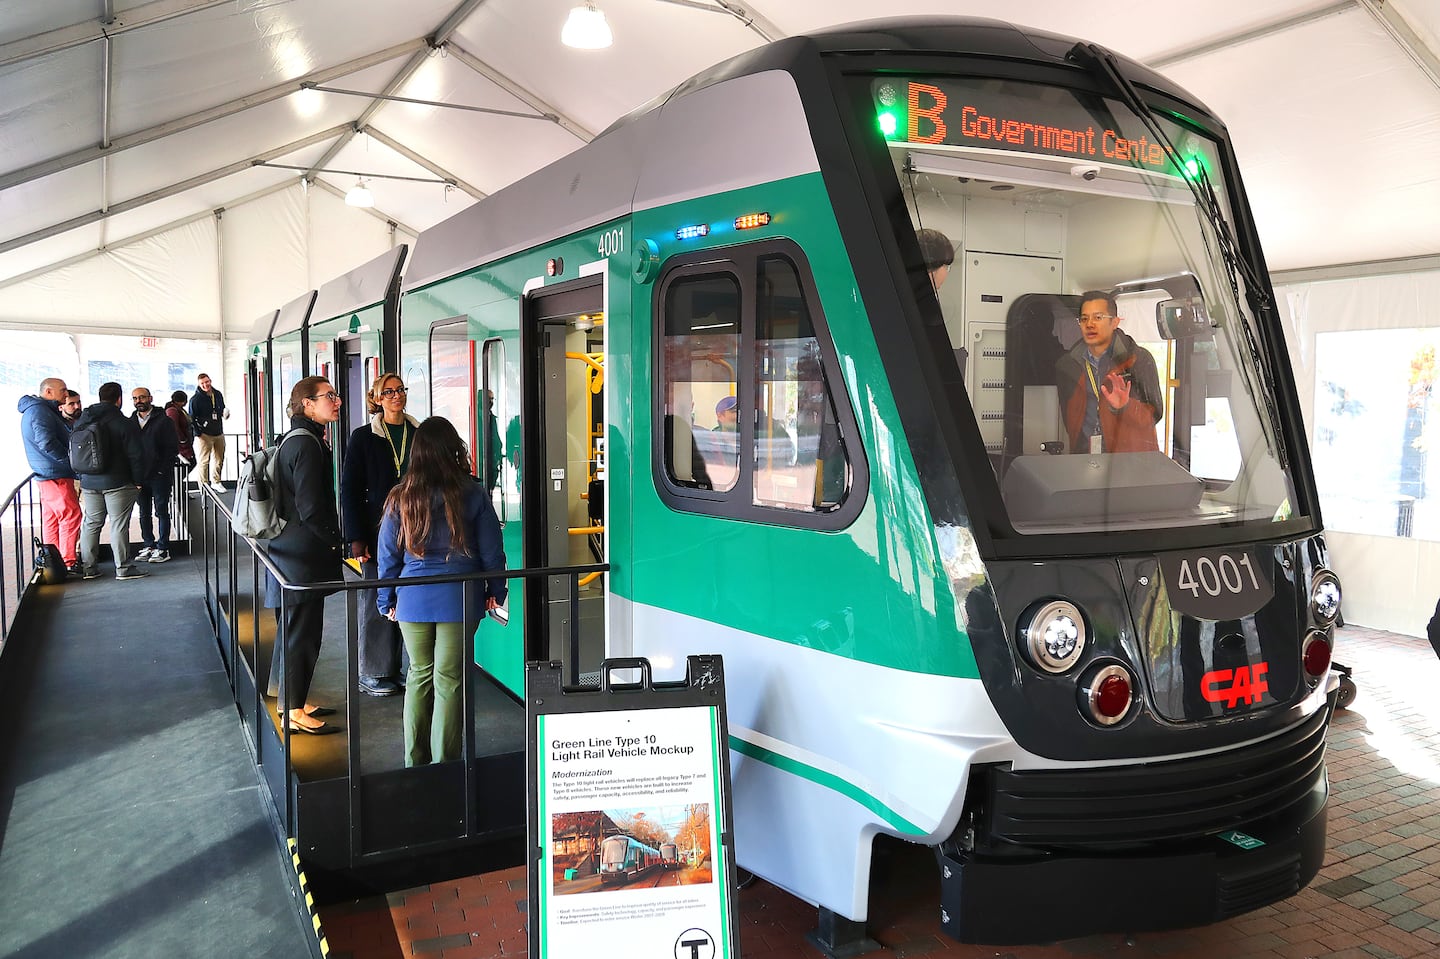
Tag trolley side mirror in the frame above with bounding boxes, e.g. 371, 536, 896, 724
1156, 296, 1212, 339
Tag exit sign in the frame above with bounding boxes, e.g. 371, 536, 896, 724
140, 336, 158, 349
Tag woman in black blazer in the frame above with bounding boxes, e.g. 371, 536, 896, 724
265, 375, 345, 734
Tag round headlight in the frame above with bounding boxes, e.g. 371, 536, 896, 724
1311, 571, 1341, 625
1024, 600, 1087, 673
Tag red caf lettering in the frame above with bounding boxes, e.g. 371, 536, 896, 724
1200, 662, 1269, 708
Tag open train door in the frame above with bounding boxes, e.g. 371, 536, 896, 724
522, 276, 609, 686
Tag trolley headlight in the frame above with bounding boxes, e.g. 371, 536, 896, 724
1022, 600, 1087, 674
1310, 571, 1341, 625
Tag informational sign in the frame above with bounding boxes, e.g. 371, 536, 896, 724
871, 76, 1199, 176
527, 657, 738, 959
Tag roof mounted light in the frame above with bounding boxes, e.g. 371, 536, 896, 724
561, 3, 613, 50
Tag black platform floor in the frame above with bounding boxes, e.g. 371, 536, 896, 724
0, 556, 313, 958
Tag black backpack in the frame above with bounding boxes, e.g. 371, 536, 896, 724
33, 536, 65, 585
69, 418, 110, 474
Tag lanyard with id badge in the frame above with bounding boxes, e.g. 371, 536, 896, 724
1085, 362, 1104, 454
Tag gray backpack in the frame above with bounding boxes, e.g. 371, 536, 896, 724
231, 429, 320, 539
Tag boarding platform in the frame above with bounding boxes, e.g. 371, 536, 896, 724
194, 485, 605, 901
0, 477, 312, 958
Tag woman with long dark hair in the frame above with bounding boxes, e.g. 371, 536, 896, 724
376, 416, 507, 766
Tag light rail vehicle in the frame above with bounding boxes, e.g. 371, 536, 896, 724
246, 17, 1342, 945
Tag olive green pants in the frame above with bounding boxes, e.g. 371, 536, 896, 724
398, 621, 465, 766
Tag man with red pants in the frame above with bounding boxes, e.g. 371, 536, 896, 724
19, 377, 82, 571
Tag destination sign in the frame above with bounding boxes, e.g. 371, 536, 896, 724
872, 77, 1196, 176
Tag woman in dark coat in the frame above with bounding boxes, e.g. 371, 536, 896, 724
377, 417, 507, 766
339, 372, 417, 697
266, 375, 345, 734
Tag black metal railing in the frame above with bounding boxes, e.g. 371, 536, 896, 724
0, 473, 42, 656
197, 482, 606, 865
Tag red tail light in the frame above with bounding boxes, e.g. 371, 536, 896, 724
1302, 630, 1332, 679
1081, 664, 1133, 726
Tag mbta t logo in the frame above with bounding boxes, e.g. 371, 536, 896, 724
1201, 662, 1269, 708
674, 927, 716, 959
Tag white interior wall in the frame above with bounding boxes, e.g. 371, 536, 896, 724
1276, 269, 1440, 637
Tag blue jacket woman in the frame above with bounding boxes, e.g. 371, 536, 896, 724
376, 416, 506, 765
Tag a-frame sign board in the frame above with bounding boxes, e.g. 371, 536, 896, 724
526, 656, 740, 959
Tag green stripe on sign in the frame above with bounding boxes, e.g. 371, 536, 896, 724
728, 735, 923, 835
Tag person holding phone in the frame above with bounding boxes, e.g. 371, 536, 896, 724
1054, 291, 1163, 454
375, 416, 507, 766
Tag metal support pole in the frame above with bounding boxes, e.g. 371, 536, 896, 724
346, 586, 363, 863
462, 578, 477, 838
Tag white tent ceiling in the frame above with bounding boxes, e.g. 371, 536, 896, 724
0, 0, 1437, 337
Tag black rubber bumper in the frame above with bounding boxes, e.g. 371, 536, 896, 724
936, 778, 1328, 944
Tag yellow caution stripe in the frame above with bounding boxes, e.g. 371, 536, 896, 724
287, 837, 331, 956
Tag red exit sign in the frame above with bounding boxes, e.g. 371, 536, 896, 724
140, 336, 158, 349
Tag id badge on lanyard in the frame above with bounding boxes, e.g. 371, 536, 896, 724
1086, 362, 1103, 455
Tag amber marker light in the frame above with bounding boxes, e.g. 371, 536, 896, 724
733, 212, 772, 230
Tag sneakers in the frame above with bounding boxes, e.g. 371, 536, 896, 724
147, 549, 171, 564
136, 546, 155, 560
209, 481, 226, 492
115, 565, 149, 580
81, 566, 101, 580
358, 676, 402, 697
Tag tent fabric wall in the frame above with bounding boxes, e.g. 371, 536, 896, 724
0, 217, 220, 333
1277, 268, 1440, 636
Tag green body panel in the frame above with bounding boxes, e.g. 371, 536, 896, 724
400, 172, 979, 683
629, 174, 978, 679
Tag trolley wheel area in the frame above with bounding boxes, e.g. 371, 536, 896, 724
1334, 663, 1357, 710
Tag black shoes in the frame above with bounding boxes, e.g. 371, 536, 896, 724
358, 676, 402, 697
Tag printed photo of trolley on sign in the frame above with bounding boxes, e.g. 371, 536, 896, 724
550, 806, 714, 895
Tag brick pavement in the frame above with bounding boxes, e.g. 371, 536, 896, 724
319, 624, 1440, 959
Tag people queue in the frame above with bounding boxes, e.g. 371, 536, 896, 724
20, 376, 207, 578
21, 370, 507, 766
259, 373, 507, 764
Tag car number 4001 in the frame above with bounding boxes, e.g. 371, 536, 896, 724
1174, 553, 1260, 598
597, 229, 624, 257
1156, 549, 1273, 620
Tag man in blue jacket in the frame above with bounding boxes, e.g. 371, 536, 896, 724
75, 382, 150, 580
19, 377, 82, 570
131, 386, 180, 564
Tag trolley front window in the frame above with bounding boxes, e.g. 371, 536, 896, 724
853, 73, 1304, 536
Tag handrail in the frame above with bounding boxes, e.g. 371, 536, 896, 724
197, 480, 608, 858
0, 472, 41, 658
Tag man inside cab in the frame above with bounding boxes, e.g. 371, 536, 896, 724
1054, 291, 1163, 454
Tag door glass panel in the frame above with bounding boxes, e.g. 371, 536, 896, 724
662, 274, 742, 492
755, 256, 850, 511
431, 319, 475, 472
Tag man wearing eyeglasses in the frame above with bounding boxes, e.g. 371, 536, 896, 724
1054, 291, 1163, 454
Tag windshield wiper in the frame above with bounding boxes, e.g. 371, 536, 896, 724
1067, 42, 1290, 469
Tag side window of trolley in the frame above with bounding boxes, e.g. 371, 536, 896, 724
656, 240, 866, 528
